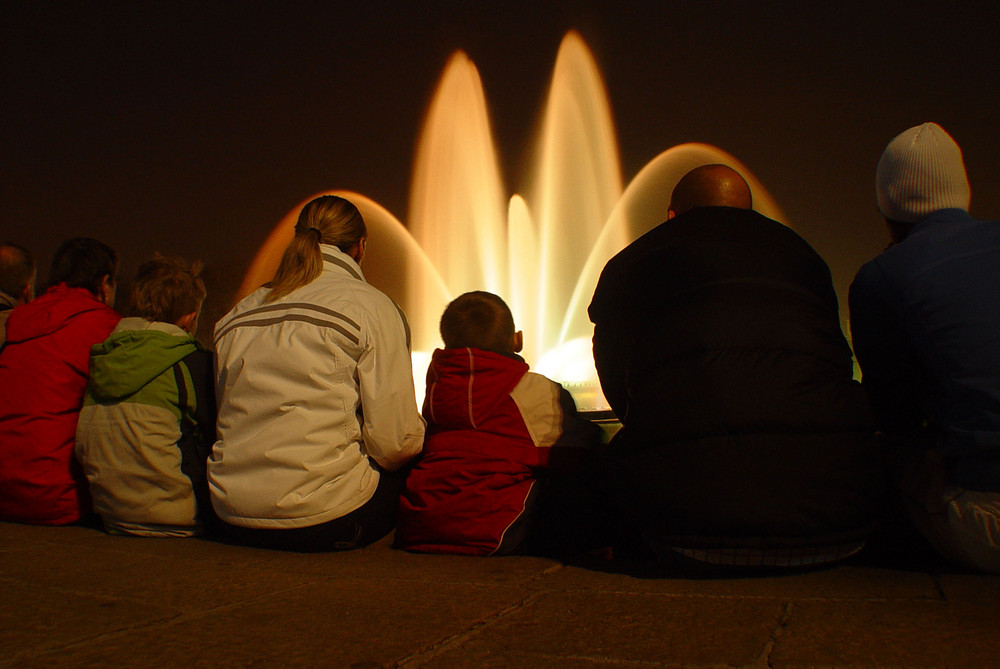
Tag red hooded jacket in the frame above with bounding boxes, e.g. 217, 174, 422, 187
0, 285, 120, 524
397, 347, 596, 555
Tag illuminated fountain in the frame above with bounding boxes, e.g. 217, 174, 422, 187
239, 31, 786, 410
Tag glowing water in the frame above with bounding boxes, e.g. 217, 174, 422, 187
530, 33, 625, 363
408, 50, 507, 332
239, 31, 786, 410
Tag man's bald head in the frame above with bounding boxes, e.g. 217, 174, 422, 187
668, 164, 753, 218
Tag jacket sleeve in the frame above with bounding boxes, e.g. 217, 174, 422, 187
185, 348, 218, 461
71, 307, 122, 378
356, 300, 426, 471
592, 320, 629, 419
176, 348, 218, 525
849, 263, 924, 432
589, 263, 630, 420
510, 374, 601, 470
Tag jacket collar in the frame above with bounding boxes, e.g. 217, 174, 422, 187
915, 208, 973, 227
320, 244, 366, 283
0, 289, 17, 311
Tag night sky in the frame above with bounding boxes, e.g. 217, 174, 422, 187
4, 1, 1000, 345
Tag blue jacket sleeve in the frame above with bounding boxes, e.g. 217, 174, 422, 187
849, 262, 925, 432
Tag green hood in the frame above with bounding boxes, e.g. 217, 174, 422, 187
88, 317, 203, 402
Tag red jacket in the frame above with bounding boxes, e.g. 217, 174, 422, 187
0, 285, 120, 524
397, 347, 595, 555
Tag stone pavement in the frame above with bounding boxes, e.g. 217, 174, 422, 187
2, 520, 998, 668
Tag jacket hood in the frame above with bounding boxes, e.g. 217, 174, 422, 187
88, 317, 202, 401
5, 284, 111, 344
424, 348, 528, 429
0, 290, 17, 311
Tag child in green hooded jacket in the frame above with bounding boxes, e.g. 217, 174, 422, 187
76, 256, 216, 537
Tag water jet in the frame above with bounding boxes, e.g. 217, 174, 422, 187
239, 31, 786, 410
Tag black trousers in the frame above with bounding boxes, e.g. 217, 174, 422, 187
218, 467, 406, 553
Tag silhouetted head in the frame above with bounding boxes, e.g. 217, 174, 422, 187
129, 255, 207, 333
48, 237, 118, 306
668, 164, 753, 218
267, 195, 367, 303
0, 242, 36, 304
440, 291, 523, 355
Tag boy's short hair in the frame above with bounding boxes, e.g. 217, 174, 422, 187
48, 238, 118, 295
440, 291, 515, 353
129, 255, 206, 325
0, 242, 35, 299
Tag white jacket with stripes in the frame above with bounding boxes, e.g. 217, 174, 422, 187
209, 245, 425, 529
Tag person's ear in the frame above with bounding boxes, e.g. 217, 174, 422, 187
99, 275, 116, 308
20, 276, 35, 304
351, 237, 367, 263
667, 209, 677, 220
512, 330, 523, 353
176, 311, 200, 334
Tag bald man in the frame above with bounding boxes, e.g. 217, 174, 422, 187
588, 164, 882, 570
667, 163, 754, 216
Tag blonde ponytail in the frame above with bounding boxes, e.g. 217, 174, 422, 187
266, 196, 366, 303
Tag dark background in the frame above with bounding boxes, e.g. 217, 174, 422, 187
4, 1, 999, 345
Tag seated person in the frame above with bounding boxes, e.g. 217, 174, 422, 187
589, 165, 883, 569
850, 123, 1000, 573
210, 195, 424, 552
0, 238, 120, 525
397, 291, 602, 556
76, 255, 217, 537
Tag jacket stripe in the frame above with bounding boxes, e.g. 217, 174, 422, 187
215, 300, 361, 345
215, 314, 361, 346
217, 300, 360, 331
321, 252, 363, 281
465, 348, 477, 429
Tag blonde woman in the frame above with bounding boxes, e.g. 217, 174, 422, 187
210, 195, 425, 551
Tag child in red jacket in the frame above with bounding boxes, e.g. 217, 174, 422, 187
396, 291, 601, 556
0, 238, 120, 525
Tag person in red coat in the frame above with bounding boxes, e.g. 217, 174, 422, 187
396, 291, 601, 556
0, 238, 120, 525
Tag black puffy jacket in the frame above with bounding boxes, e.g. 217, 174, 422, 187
589, 207, 883, 548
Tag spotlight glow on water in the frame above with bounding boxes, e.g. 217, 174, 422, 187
239, 31, 787, 411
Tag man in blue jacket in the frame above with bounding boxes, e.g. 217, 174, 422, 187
850, 123, 1000, 572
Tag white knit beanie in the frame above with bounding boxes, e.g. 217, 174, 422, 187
876, 122, 971, 223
